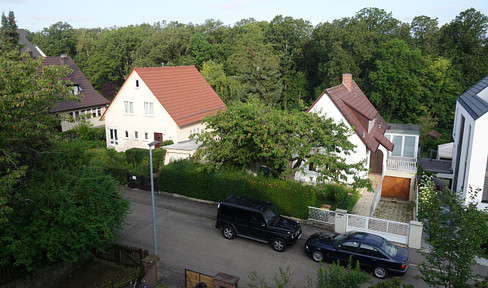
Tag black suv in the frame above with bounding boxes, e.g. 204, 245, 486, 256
215, 195, 302, 252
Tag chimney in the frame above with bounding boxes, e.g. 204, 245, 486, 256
342, 74, 352, 90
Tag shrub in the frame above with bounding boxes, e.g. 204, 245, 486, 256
159, 160, 318, 219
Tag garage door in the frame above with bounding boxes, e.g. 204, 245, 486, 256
381, 176, 410, 200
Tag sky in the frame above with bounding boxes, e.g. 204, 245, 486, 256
1, 0, 487, 32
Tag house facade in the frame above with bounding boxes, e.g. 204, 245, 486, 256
296, 74, 394, 185
101, 66, 225, 152
42, 55, 110, 131
451, 75, 488, 210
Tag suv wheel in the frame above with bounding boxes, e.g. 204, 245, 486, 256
271, 238, 286, 252
222, 225, 236, 239
373, 266, 387, 279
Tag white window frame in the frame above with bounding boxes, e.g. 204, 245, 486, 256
124, 101, 134, 114
144, 102, 154, 116
109, 128, 118, 146
124, 130, 129, 139
134, 131, 139, 140
144, 132, 149, 141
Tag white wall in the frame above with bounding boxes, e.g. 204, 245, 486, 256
295, 94, 368, 184
58, 106, 107, 131
104, 71, 203, 152
452, 102, 488, 210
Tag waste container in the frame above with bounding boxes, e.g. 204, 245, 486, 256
195, 282, 206, 288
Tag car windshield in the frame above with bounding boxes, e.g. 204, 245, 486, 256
263, 204, 279, 225
332, 232, 350, 245
380, 239, 398, 257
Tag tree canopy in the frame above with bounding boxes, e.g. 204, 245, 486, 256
194, 99, 371, 190
23, 7, 488, 140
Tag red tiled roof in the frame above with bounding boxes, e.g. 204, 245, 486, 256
308, 78, 393, 153
42, 56, 109, 113
132, 66, 226, 127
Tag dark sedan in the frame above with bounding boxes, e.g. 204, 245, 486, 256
304, 231, 409, 279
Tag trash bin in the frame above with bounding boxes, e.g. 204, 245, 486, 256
195, 282, 206, 288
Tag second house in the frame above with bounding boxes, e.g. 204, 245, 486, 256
101, 66, 226, 151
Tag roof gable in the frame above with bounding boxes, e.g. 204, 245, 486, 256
132, 66, 226, 127
42, 56, 109, 112
308, 76, 393, 152
457, 74, 488, 120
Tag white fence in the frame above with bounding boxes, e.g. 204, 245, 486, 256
308, 207, 335, 225
346, 214, 409, 245
308, 207, 411, 246
387, 157, 417, 173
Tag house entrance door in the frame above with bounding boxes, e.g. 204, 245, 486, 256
370, 150, 383, 174
154, 132, 163, 148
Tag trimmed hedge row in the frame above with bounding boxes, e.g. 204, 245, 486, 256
159, 160, 359, 219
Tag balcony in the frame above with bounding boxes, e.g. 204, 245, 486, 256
386, 156, 417, 173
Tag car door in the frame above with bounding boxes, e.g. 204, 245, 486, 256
234, 209, 267, 241
332, 241, 359, 265
356, 243, 388, 271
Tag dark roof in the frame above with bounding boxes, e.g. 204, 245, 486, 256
131, 66, 226, 127
17, 29, 45, 58
308, 78, 393, 153
419, 158, 452, 174
42, 56, 109, 113
457, 74, 488, 120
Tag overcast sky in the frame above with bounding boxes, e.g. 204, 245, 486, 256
1, 0, 487, 32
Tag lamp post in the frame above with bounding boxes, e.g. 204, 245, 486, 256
148, 140, 160, 255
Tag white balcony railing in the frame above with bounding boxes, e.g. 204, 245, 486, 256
386, 156, 417, 173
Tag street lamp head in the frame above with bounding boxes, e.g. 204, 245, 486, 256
148, 140, 160, 147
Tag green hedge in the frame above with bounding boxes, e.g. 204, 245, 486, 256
103, 166, 128, 185
159, 160, 320, 219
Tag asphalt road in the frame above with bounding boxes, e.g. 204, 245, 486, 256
118, 186, 432, 288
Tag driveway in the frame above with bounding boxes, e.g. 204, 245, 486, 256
117, 187, 436, 287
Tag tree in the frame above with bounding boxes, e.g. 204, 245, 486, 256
200, 60, 245, 103
0, 50, 76, 224
369, 39, 424, 123
194, 99, 371, 190
190, 33, 214, 70
30, 22, 76, 57
411, 16, 439, 56
0, 11, 19, 52
417, 174, 488, 288
439, 8, 488, 89
0, 140, 129, 271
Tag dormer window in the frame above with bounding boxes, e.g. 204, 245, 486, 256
135, 80, 139, 88
72, 85, 82, 95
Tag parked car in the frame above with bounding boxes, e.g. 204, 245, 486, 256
215, 195, 302, 252
304, 231, 409, 278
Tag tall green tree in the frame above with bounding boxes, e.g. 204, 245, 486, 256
30, 22, 76, 57
227, 21, 283, 105
0, 50, 76, 224
0, 11, 19, 52
439, 8, 488, 89
194, 99, 370, 190
417, 175, 488, 288
190, 33, 214, 70
265, 15, 312, 109
200, 60, 245, 103
411, 16, 440, 56
369, 39, 424, 123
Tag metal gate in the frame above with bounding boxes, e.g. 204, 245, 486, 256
346, 214, 409, 245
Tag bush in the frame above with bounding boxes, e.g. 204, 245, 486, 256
159, 160, 318, 219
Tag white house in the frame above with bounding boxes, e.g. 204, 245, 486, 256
296, 74, 394, 185
101, 66, 226, 152
451, 75, 488, 210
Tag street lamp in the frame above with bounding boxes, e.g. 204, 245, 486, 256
148, 140, 160, 255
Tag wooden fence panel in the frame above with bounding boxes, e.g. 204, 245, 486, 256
381, 176, 410, 200
185, 269, 214, 288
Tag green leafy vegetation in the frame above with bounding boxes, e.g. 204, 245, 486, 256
417, 174, 488, 288
159, 160, 359, 218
